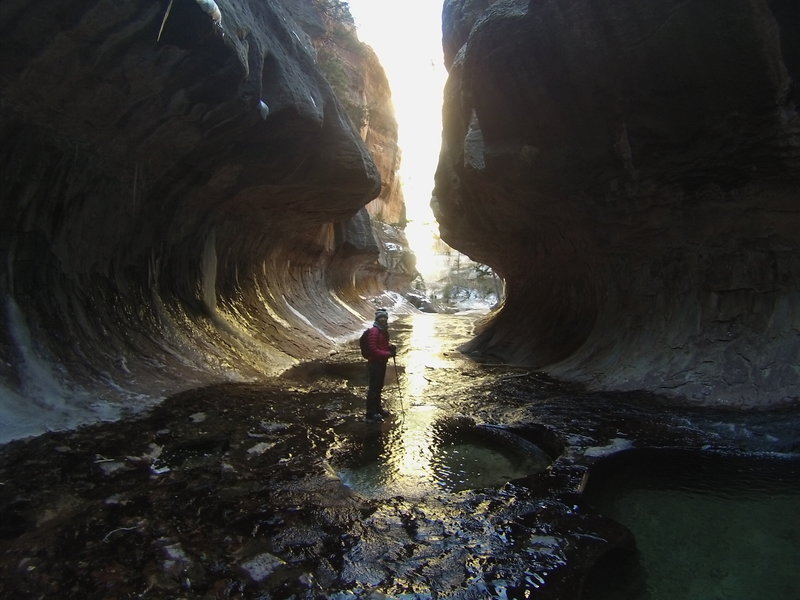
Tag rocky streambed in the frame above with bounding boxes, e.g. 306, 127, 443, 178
1, 314, 798, 599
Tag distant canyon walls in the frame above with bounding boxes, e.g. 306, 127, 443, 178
0, 0, 409, 440
436, 0, 800, 406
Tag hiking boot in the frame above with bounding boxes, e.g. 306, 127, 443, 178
365, 414, 384, 423
377, 408, 392, 417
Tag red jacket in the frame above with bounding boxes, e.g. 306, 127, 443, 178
365, 326, 391, 362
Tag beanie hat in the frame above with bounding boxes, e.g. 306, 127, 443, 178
375, 309, 388, 320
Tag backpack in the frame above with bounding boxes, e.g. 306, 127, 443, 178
359, 327, 371, 359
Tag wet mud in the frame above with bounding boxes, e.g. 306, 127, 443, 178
1, 314, 798, 599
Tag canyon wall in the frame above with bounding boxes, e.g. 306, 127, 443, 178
0, 0, 412, 441
435, 0, 800, 406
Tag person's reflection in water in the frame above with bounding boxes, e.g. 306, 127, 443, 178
341, 420, 394, 494
360, 421, 386, 465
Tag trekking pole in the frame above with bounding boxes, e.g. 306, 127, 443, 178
392, 355, 405, 414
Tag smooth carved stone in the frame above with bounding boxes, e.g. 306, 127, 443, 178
0, 0, 410, 441
436, 0, 800, 407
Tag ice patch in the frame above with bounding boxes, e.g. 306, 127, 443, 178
258, 420, 289, 433
241, 552, 285, 582
247, 441, 277, 456
189, 412, 207, 423
584, 437, 634, 458
96, 460, 126, 475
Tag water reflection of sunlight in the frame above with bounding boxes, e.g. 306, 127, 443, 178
403, 313, 442, 398
390, 404, 438, 484
391, 314, 447, 486
337, 314, 546, 498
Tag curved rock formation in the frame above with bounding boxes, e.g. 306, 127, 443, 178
0, 0, 412, 441
435, 0, 800, 407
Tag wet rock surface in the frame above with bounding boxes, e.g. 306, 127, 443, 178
2, 314, 797, 598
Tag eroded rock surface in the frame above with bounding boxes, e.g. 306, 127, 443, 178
436, 0, 800, 406
0, 0, 413, 441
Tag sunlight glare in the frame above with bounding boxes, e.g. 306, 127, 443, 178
392, 313, 447, 479
392, 404, 439, 482
347, 0, 448, 281
402, 312, 443, 398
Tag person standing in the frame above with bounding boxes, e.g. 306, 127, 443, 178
363, 308, 396, 422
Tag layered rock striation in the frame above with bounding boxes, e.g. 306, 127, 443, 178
0, 0, 411, 441
435, 0, 800, 406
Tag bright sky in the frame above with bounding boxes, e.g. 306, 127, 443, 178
346, 0, 449, 280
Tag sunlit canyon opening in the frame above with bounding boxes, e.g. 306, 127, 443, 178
348, 0, 503, 314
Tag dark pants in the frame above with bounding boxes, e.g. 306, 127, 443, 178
366, 360, 387, 415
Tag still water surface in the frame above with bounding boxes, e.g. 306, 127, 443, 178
335, 405, 551, 497
584, 450, 800, 600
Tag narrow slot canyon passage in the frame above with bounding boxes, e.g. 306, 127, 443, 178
1, 1, 799, 598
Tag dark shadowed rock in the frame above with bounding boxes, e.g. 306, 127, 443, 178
1, 316, 796, 598
435, 0, 800, 407
0, 0, 412, 441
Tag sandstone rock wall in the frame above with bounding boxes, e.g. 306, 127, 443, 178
288, 0, 414, 295
436, 0, 800, 406
0, 0, 411, 440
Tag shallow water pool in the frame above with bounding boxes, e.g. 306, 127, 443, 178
582, 449, 800, 600
333, 406, 552, 498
